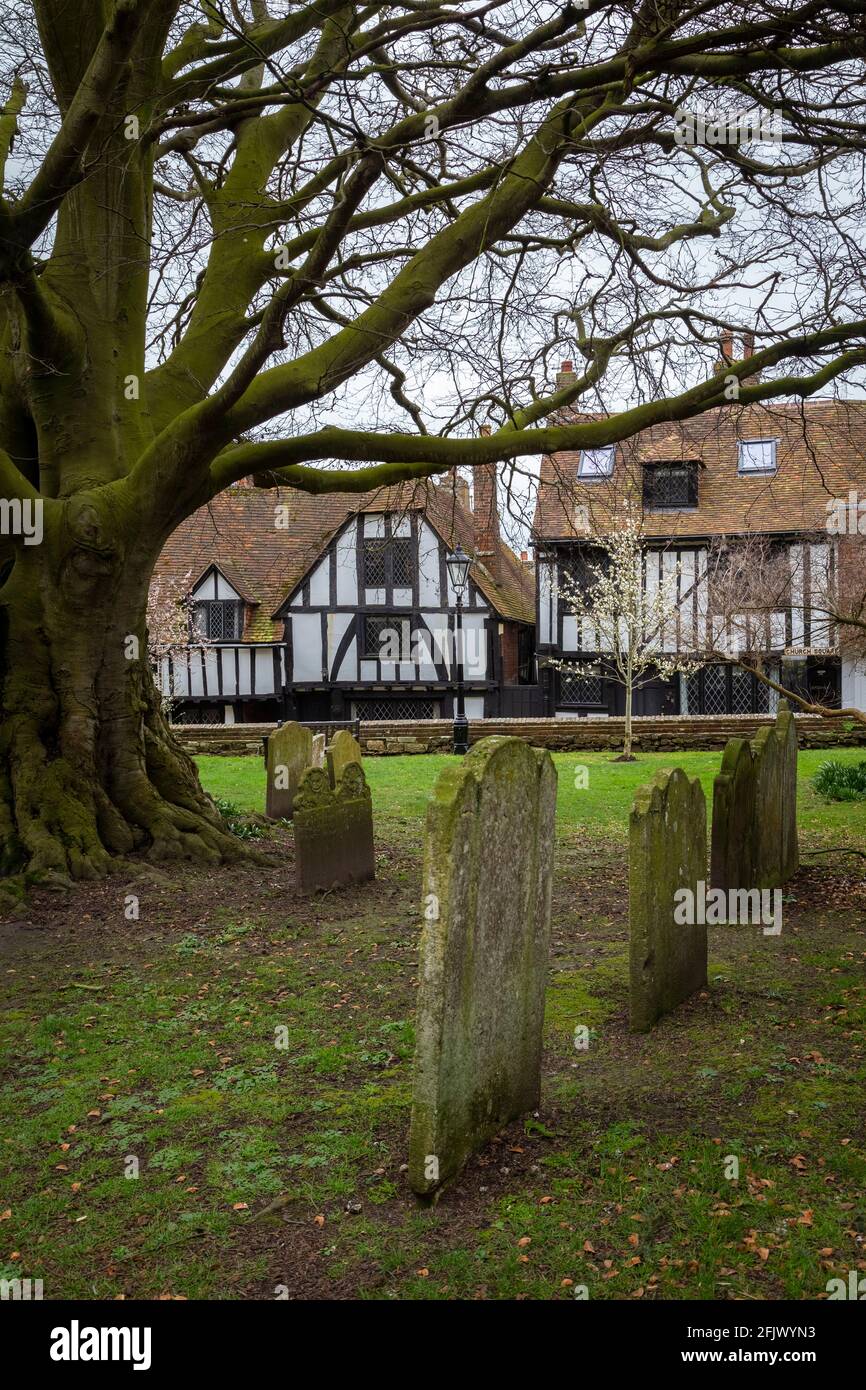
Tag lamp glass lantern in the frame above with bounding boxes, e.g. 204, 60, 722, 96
446, 542, 471, 597
446, 543, 472, 754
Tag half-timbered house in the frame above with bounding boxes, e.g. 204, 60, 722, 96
152, 467, 535, 724
533, 362, 866, 718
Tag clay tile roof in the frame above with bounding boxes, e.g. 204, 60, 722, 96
154, 475, 535, 641
533, 398, 866, 541
190, 558, 260, 606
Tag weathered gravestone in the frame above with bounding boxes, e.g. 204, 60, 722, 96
752, 721, 784, 888
326, 729, 363, 789
311, 732, 326, 769
710, 738, 756, 894
292, 763, 375, 894
408, 736, 557, 1198
775, 701, 799, 884
265, 721, 313, 820
711, 701, 798, 893
629, 767, 707, 1033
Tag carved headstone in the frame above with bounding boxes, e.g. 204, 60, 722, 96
293, 763, 375, 895
326, 729, 363, 788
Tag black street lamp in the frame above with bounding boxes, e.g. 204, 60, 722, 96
446, 542, 472, 754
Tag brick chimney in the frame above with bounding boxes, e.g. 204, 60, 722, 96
741, 330, 760, 381
556, 358, 577, 389
441, 468, 470, 512
716, 331, 735, 373
473, 424, 501, 582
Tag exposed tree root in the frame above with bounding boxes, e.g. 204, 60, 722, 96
0, 660, 265, 882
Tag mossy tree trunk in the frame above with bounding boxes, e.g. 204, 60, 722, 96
0, 501, 242, 878
0, 1, 243, 879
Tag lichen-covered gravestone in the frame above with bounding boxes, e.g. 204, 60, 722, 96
710, 738, 756, 894
710, 701, 798, 892
775, 702, 799, 883
265, 721, 313, 820
292, 763, 375, 894
629, 767, 707, 1033
408, 736, 557, 1198
326, 729, 363, 788
751, 721, 784, 887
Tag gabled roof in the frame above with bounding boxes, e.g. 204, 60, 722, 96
190, 560, 260, 606
533, 398, 866, 542
154, 477, 535, 642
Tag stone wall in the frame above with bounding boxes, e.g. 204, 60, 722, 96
176, 712, 866, 758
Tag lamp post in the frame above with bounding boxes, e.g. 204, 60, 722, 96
446, 543, 471, 754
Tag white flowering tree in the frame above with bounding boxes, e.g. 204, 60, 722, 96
555, 521, 703, 759
146, 571, 197, 719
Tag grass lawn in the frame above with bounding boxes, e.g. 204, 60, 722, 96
0, 745, 864, 1301
199, 745, 866, 843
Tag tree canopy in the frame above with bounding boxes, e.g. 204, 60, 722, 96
3, 0, 866, 527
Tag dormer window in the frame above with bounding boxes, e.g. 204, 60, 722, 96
738, 438, 777, 475
578, 446, 615, 478
643, 462, 698, 510
192, 599, 243, 641
189, 567, 246, 641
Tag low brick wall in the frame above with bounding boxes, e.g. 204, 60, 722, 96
175, 713, 866, 757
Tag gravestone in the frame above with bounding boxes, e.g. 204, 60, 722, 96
752, 721, 784, 888
408, 736, 557, 1198
710, 701, 798, 892
326, 729, 363, 789
775, 701, 800, 883
710, 738, 756, 894
293, 763, 375, 895
629, 767, 707, 1033
311, 732, 326, 769
265, 721, 313, 820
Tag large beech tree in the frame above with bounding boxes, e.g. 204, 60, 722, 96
2, 0, 866, 879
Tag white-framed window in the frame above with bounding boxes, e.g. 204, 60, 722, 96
577, 446, 615, 478
738, 438, 777, 474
